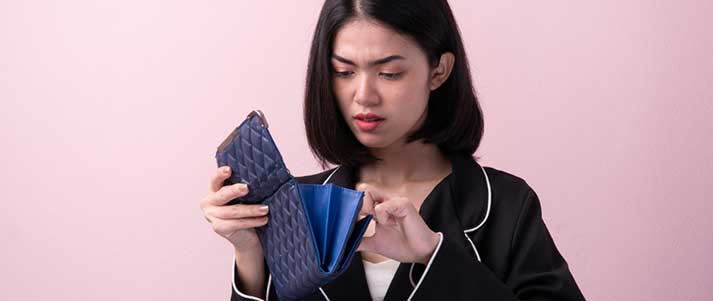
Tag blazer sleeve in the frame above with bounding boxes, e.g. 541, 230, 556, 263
229, 253, 272, 301
407, 187, 585, 300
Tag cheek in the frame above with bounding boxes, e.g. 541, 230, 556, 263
332, 82, 352, 113
383, 78, 430, 109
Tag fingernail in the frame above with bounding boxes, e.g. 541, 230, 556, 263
259, 205, 269, 213
223, 166, 231, 173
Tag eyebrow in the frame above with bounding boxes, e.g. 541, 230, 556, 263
331, 54, 406, 67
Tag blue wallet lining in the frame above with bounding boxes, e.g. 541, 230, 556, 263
298, 183, 372, 273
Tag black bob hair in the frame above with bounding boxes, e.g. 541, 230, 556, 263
304, 0, 484, 168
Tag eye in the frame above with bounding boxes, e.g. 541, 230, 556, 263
334, 70, 354, 78
380, 72, 403, 80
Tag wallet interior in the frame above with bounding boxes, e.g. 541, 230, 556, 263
299, 183, 372, 272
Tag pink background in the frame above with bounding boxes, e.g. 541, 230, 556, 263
2, 1, 712, 300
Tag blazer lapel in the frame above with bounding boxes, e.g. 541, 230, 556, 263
382, 154, 485, 300
449, 154, 489, 231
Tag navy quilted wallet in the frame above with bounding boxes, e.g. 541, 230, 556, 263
215, 110, 372, 300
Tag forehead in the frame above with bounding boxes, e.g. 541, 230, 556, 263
332, 19, 421, 61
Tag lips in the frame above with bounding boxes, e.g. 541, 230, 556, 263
353, 113, 385, 132
354, 113, 385, 121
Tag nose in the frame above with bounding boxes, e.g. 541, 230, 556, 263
354, 74, 380, 107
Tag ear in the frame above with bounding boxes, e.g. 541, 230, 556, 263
429, 52, 455, 91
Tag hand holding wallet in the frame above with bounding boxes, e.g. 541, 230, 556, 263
215, 110, 372, 300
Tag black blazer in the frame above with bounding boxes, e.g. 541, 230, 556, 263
229, 154, 585, 300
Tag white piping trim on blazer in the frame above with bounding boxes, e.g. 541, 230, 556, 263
318, 287, 331, 301
463, 165, 491, 263
407, 165, 492, 289
231, 253, 266, 301
316, 168, 340, 301
409, 264, 417, 288
323, 166, 341, 185
464, 165, 492, 233
265, 275, 272, 301
406, 232, 444, 301
464, 233, 481, 262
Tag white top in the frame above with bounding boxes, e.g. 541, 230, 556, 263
362, 259, 400, 301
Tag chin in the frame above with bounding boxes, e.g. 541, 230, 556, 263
352, 134, 380, 147
354, 134, 396, 149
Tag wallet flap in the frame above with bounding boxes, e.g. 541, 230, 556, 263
215, 111, 291, 204
256, 181, 325, 299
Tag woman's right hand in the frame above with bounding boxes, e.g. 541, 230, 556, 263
200, 166, 269, 253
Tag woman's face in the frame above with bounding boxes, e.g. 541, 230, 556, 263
331, 19, 447, 150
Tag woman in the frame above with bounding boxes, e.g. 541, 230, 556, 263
200, 0, 585, 300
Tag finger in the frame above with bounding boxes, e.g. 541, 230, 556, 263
356, 183, 388, 202
374, 202, 391, 225
202, 183, 249, 206
374, 197, 410, 225
206, 204, 269, 220
358, 190, 375, 217
210, 215, 269, 236
211, 166, 233, 192
356, 183, 390, 218
380, 197, 411, 219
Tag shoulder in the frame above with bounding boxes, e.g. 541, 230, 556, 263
454, 162, 540, 233
480, 165, 544, 228
481, 166, 534, 197
481, 165, 539, 215
294, 167, 339, 185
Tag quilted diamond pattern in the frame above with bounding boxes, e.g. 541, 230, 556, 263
256, 181, 336, 300
215, 114, 291, 204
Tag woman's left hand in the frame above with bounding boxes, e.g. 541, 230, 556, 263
355, 183, 441, 264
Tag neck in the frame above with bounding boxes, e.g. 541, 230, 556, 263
358, 139, 451, 186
